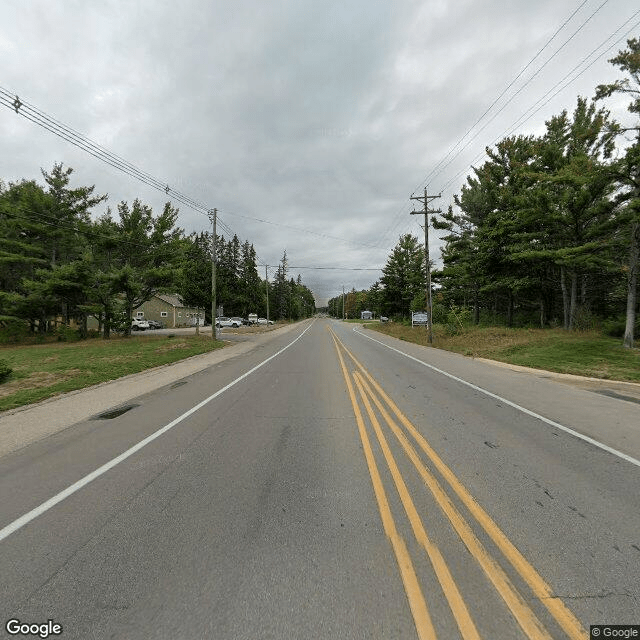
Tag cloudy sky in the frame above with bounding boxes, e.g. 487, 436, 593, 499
1, 0, 638, 304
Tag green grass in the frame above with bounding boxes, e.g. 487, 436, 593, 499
368, 324, 640, 382
0, 334, 224, 411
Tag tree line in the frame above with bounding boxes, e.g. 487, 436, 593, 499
0, 164, 315, 339
329, 38, 640, 348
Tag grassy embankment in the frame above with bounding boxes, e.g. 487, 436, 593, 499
0, 334, 224, 411
365, 322, 640, 382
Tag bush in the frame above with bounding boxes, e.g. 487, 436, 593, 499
0, 320, 31, 344
445, 305, 472, 335
602, 316, 640, 338
602, 317, 626, 338
56, 324, 81, 342
572, 305, 596, 332
0, 359, 12, 383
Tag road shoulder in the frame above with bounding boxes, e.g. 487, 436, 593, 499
0, 322, 302, 458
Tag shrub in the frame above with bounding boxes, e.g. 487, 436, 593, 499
0, 359, 12, 383
0, 320, 30, 344
56, 325, 81, 342
602, 317, 626, 338
572, 305, 595, 332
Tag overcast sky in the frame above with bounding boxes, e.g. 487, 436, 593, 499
1, 0, 638, 305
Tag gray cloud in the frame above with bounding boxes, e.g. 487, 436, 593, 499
1, 0, 636, 303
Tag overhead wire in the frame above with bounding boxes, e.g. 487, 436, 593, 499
364, 0, 608, 260
375, 3, 636, 264
435, 12, 640, 196
424, 0, 611, 191
414, 0, 592, 194
370, 0, 611, 257
1, 85, 376, 260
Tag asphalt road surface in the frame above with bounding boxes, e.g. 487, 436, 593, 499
0, 318, 638, 639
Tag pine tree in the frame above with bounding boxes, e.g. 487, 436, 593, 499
380, 234, 425, 318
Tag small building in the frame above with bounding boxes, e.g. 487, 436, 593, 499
134, 294, 201, 328
361, 310, 373, 320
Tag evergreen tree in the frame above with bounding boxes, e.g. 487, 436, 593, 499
380, 234, 425, 318
596, 37, 640, 348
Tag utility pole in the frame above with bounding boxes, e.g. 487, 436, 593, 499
209, 208, 217, 340
410, 189, 441, 344
265, 265, 270, 324
342, 285, 345, 320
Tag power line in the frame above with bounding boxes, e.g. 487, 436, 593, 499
436, 13, 640, 195
371, 0, 602, 258
424, 0, 611, 191
415, 0, 593, 193
0, 86, 378, 259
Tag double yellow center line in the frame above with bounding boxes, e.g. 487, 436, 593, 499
330, 328, 587, 640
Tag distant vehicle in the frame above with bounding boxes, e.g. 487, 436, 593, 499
229, 317, 243, 328
216, 317, 233, 327
131, 319, 150, 331
146, 320, 163, 329
380, 316, 389, 323
257, 318, 274, 325
411, 311, 429, 327
248, 313, 258, 325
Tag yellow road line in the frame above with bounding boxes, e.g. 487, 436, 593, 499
332, 334, 437, 640
353, 371, 481, 640
333, 331, 587, 640
355, 370, 552, 640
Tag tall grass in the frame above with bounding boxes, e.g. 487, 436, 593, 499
368, 324, 640, 382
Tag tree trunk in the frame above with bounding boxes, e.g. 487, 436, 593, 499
539, 296, 546, 329
623, 221, 639, 349
560, 266, 570, 330
473, 283, 480, 324
569, 271, 578, 331
506, 290, 514, 327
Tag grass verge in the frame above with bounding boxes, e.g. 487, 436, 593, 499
0, 334, 224, 411
367, 323, 640, 382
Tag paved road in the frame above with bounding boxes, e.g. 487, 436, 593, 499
0, 318, 638, 639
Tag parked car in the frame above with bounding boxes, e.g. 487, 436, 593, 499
229, 317, 244, 328
257, 317, 268, 325
215, 317, 233, 327
380, 316, 389, 323
248, 313, 258, 325
146, 320, 164, 329
131, 319, 150, 331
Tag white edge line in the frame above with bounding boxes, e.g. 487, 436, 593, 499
0, 320, 315, 544
352, 326, 640, 469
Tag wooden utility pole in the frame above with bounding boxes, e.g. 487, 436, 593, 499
265, 265, 270, 324
209, 208, 217, 340
410, 189, 441, 344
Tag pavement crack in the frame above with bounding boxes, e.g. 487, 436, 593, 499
540, 591, 633, 601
